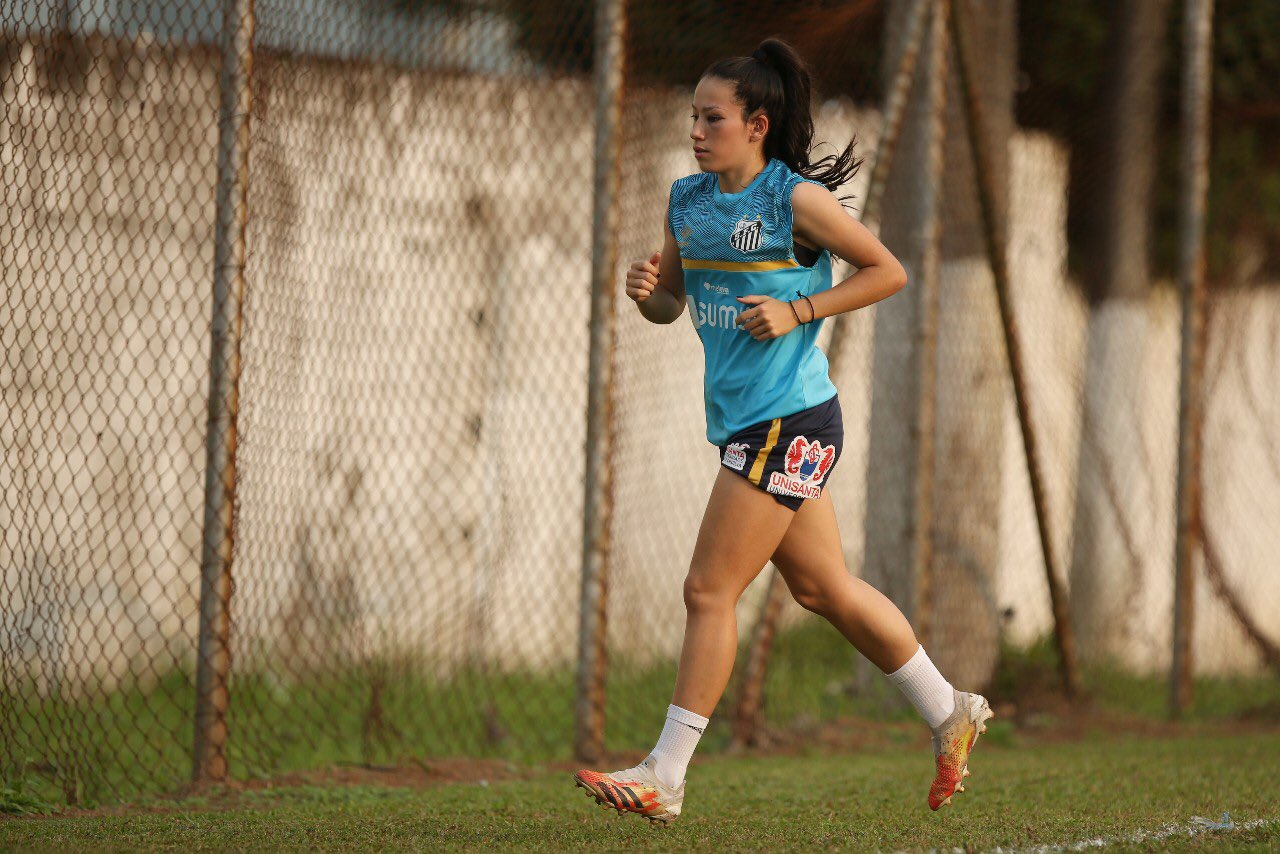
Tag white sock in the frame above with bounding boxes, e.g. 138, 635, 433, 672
886, 644, 956, 729
648, 704, 708, 789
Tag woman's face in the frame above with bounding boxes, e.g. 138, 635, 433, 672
690, 76, 764, 173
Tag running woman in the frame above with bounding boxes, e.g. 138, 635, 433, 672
574, 38, 992, 825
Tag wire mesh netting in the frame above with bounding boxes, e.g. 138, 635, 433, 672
1, 6, 218, 803
230, 0, 596, 783
1, 0, 1277, 807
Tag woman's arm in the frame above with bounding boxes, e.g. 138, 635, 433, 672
736, 183, 906, 341
791, 181, 907, 319
633, 224, 687, 325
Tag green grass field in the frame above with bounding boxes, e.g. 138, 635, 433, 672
7, 623, 1279, 811
4, 625, 1278, 850
2, 728, 1277, 851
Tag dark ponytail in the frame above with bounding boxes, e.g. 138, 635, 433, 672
702, 38, 862, 199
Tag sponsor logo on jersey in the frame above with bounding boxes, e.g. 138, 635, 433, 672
723, 442, 750, 471
703, 281, 730, 294
730, 217, 764, 253
687, 295, 743, 332
677, 225, 693, 250
767, 435, 838, 499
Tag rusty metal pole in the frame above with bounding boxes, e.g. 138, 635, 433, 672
947, 1, 1081, 698
731, 570, 791, 747
575, 0, 625, 764
1171, 0, 1214, 717
194, 0, 254, 784
903, 0, 948, 652
825, 0, 931, 372
731, 0, 941, 749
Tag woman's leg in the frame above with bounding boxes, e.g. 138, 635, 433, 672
768, 486, 918, 672
671, 466, 797, 716
769, 488, 994, 811
770, 486, 959, 727
618, 468, 795, 793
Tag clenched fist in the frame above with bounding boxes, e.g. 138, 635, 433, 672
626, 251, 662, 302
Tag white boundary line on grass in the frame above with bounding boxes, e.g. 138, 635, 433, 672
976, 816, 1279, 853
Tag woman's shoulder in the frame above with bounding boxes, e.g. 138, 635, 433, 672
670, 171, 715, 195
759, 162, 832, 221
789, 179, 834, 207
766, 159, 826, 194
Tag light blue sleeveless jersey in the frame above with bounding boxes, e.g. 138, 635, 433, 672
668, 158, 839, 446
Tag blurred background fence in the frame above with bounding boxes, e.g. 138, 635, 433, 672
2, 0, 1277, 807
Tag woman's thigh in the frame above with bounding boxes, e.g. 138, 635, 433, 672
769, 486, 847, 602
687, 467, 796, 600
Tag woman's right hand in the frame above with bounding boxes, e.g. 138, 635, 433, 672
625, 251, 662, 302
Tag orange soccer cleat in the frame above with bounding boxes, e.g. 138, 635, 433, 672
928, 689, 995, 810
574, 754, 683, 826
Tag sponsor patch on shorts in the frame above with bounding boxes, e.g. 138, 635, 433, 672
766, 470, 823, 499
723, 442, 749, 471
765, 435, 838, 499
716, 396, 844, 511
783, 435, 837, 484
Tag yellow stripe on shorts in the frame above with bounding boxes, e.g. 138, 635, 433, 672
748, 418, 782, 486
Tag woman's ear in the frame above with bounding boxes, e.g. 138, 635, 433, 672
749, 111, 769, 143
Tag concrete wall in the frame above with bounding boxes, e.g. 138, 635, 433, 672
2, 36, 1277, 695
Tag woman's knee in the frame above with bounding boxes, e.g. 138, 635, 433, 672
789, 584, 832, 616
782, 570, 847, 616
682, 569, 739, 614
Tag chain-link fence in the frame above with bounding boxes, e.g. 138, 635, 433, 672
2, 0, 1277, 807
1, 8, 218, 803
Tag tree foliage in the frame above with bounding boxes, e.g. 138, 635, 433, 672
399, 0, 1279, 285
1020, 0, 1280, 285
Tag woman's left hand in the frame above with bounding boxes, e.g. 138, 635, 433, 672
735, 295, 798, 341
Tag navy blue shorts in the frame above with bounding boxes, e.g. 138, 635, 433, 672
716, 394, 844, 511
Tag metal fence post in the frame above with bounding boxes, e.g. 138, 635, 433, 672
576, 0, 625, 764
861, 0, 948, 646
194, 0, 255, 784
731, 567, 790, 748
825, 0, 931, 373
1171, 0, 1214, 717
948, 0, 1081, 697
733, 0, 938, 748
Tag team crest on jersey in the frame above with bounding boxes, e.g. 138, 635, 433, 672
723, 442, 750, 471
677, 225, 693, 250
766, 435, 837, 500
730, 216, 764, 253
